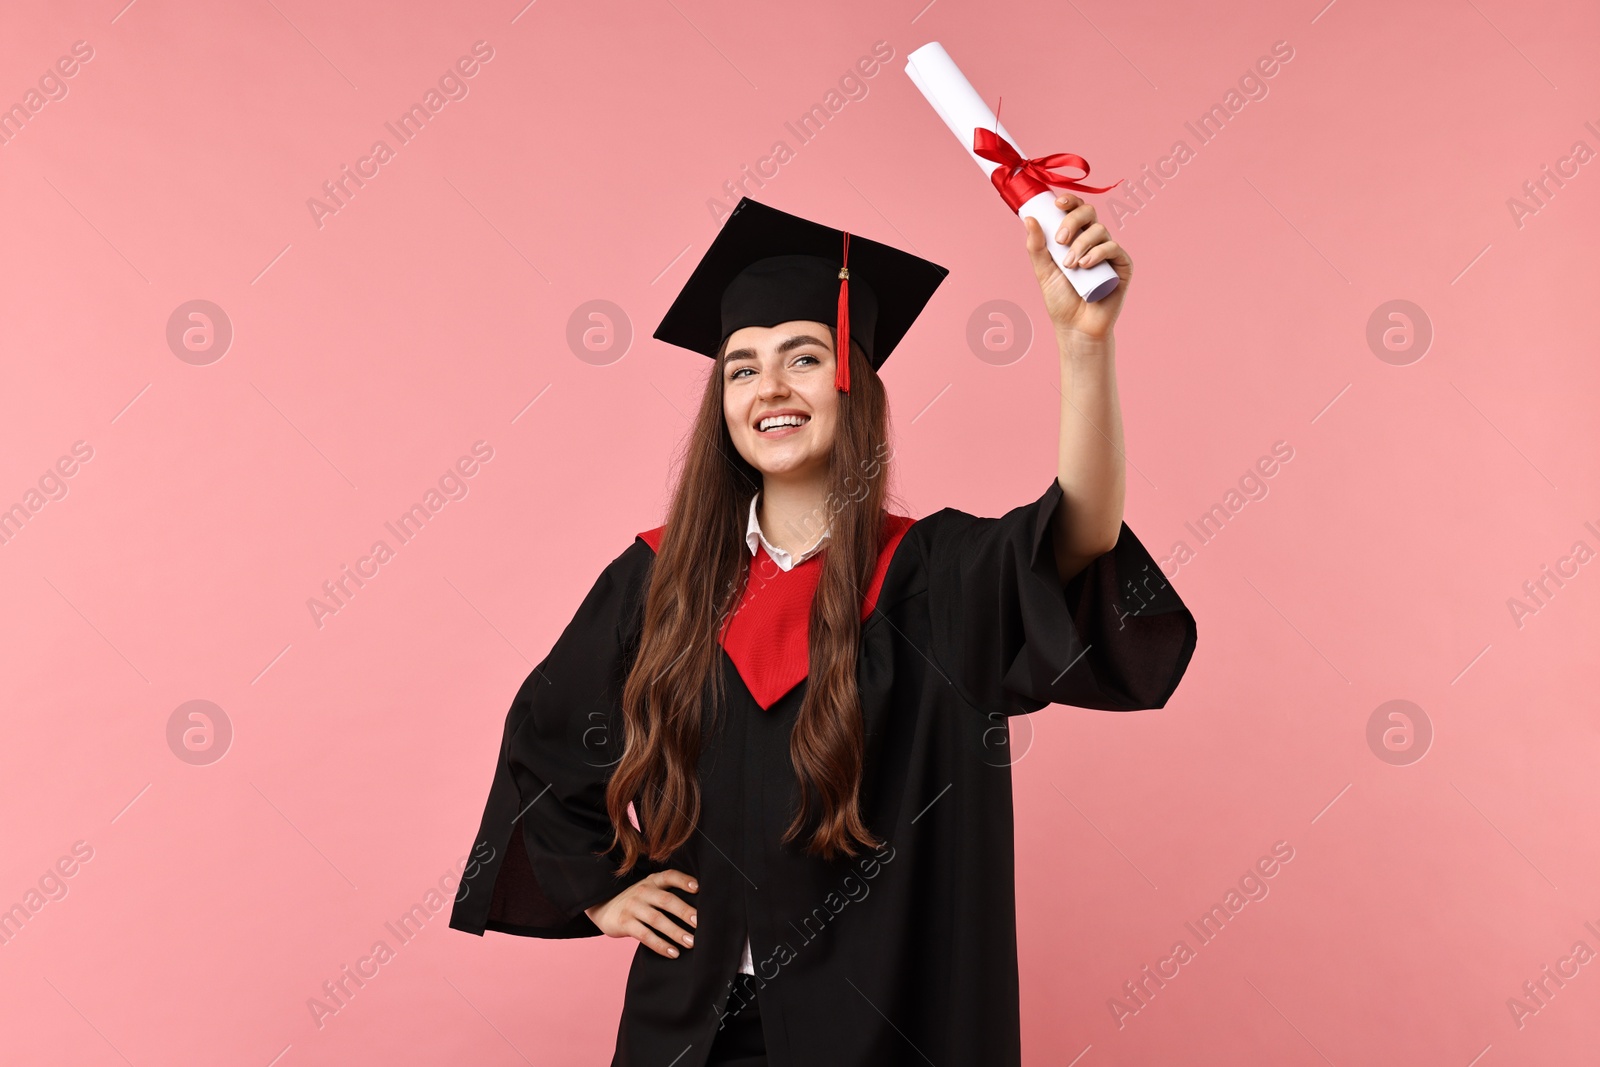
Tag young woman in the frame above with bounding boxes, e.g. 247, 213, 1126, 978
450, 195, 1197, 1066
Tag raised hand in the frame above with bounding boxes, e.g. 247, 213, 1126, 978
1022, 192, 1132, 344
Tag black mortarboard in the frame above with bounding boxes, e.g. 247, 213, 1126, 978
653, 197, 949, 393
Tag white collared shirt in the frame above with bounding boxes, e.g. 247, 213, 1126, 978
745, 492, 830, 572
736, 491, 830, 974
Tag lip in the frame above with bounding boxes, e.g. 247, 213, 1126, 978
753, 408, 812, 438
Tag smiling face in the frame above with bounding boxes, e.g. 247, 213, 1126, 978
721, 319, 840, 483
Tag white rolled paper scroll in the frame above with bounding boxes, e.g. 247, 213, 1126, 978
905, 41, 1121, 303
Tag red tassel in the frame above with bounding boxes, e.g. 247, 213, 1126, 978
836, 231, 851, 394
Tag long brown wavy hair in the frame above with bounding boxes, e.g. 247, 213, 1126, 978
605, 325, 894, 871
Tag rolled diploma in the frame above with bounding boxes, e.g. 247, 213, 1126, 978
905, 42, 1120, 303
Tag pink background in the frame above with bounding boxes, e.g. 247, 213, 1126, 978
2, 0, 1597, 1063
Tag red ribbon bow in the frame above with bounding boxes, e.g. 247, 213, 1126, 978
971, 127, 1120, 213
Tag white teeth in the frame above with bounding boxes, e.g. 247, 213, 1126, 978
758, 414, 809, 432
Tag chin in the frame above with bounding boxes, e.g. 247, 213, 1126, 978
749, 452, 824, 479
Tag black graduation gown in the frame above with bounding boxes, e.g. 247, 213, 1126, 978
449, 478, 1198, 1066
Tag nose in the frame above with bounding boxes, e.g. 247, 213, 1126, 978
756, 368, 790, 400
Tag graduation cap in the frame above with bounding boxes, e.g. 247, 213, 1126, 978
653, 197, 950, 393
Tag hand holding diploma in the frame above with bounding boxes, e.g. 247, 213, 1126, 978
905, 41, 1123, 305
1023, 191, 1131, 345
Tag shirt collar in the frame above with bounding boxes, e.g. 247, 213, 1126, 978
746, 492, 830, 572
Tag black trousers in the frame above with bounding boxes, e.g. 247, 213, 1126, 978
706, 972, 766, 1066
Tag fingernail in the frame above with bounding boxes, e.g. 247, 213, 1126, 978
690, 913, 698, 927
688, 881, 698, 891
683, 934, 694, 946
669, 947, 679, 957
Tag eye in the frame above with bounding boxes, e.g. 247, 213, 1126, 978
794, 353, 821, 367
728, 366, 753, 379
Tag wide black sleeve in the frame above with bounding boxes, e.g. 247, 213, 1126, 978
448, 539, 660, 938
919, 478, 1197, 717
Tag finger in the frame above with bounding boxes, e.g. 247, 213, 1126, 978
653, 868, 699, 894
1022, 218, 1064, 283
1054, 192, 1082, 213
637, 905, 695, 949
626, 917, 684, 958
1077, 238, 1127, 272
1064, 223, 1110, 266
1052, 203, 1096, 247
643, 885, 698, 929
1023, 215, 1044, 254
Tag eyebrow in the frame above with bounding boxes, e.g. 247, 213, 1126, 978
723, 333, 832, 364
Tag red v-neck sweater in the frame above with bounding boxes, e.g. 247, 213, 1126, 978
638, 513, 917, 710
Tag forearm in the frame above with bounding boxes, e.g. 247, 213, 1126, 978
1052, 329, 1126, 583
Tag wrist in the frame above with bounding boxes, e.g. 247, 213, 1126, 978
1056, 329, 1115, 360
